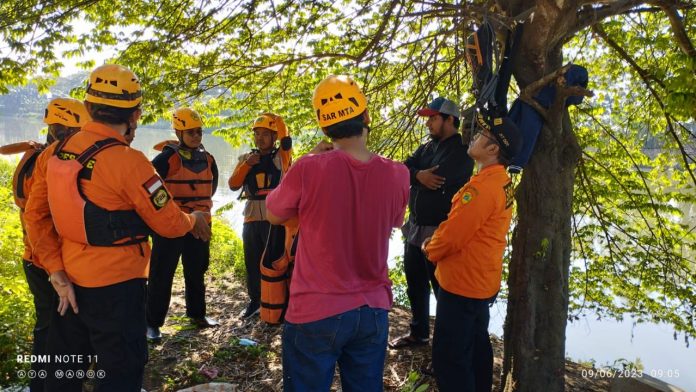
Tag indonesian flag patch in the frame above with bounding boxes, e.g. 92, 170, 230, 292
142, 175, 170, 210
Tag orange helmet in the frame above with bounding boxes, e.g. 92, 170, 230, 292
43, 98, 91, 127
252, 113, 279, 133
312, 75, 367, 128
172, 107, 203, 131
85, 64, 142, 108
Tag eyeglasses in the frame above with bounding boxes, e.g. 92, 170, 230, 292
473, 129, 498, 145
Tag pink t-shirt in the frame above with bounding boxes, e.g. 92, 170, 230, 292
266, 149, 409, 324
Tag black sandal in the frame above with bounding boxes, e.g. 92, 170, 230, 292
388, 334, 429, 349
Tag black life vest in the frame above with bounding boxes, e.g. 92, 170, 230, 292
242, 149, 281, 200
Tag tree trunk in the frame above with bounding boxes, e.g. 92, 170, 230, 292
500, 46, 581, 391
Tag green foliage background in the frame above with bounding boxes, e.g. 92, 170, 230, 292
0, 159, 34, 386
0, 0, 694, 387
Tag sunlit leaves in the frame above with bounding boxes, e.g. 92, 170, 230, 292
568, 11, 695, 336
0, 0, 694, 339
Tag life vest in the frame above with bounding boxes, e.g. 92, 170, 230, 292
162, 143, 215, 213
260, 222, 299, 324
10, 144, 43, 263
12, 146, 42, 210
46, 134, 150, 246
242, 149, 282, 200
258, 115, 297, 324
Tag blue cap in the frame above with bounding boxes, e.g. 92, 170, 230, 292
417, 97, 461, 118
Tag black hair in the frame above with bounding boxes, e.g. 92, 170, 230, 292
482, 136, 512, 166
87, 103, 140, 125
437, 113, 460, 129
46, 124, 79, 144
497, 153, 512, 167
324, 111, 367, 140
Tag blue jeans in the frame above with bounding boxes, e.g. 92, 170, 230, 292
282, 306, 388, 391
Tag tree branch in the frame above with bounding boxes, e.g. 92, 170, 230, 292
521, 63, 571, 97
571, 0, 646, 37
356, 0, 399, 63
650, 0, 696, 57
592, 24, 696, 187
518, 63, 575, 121
591, 24, 666, 88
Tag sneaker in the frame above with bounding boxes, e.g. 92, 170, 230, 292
190, 316, 219, 328
240, 302, 260, 319
146, 326, 162, 343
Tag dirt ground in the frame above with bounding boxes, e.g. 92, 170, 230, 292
142, 273, 611, 392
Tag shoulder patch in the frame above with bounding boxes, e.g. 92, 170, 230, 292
460, 185, 479, 205
504, 181, 514, 209
143, 175, 171, 210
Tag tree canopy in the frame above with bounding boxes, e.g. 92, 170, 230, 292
1, 0, 694, 390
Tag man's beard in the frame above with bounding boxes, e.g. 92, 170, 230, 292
428, 124, 444, 140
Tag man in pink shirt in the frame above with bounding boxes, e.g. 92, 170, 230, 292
266, 75, 409, 391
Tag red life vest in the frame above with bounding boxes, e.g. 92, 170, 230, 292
161, 143, 214, 214
46, 135, 150, 246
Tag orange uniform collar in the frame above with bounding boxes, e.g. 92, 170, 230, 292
476, 163, 506, 175
82, 121, 128, 144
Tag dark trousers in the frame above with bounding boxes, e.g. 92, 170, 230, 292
404, 242, 440, 340
45, 279, 148, 392
242, 221, 272, 305
432, 289, 493, 392
147, 233, 210, 327
22, 260, 55, 392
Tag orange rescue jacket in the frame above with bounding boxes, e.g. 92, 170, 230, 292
23, 122, 196, 288
11, 145, 44, 264
425, 164, 514, 299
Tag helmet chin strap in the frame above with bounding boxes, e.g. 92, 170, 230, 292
125, 121, 137, 139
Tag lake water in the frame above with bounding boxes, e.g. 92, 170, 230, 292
1, 115, 694, 390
